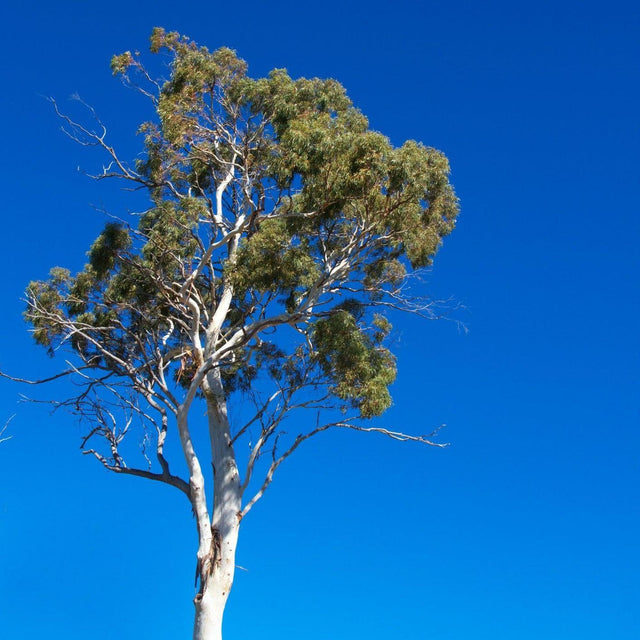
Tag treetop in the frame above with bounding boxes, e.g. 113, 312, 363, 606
26, 28, 458, 436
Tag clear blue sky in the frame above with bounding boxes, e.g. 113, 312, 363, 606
1, 0, 638, 638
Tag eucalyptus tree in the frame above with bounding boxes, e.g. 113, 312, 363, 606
21, 29, 458, 640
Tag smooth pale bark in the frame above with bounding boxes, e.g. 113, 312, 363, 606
192, 515, 240, 640
192, 370, 242, 640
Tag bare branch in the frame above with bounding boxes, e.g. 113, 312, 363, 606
240, 421, 335, 518
50, 96, 148, 186
0, 415, 15, 444
241, 419, 447, 518
83, 448, 190, 497
0, 363, 97, 385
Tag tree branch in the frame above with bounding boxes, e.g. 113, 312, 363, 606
83, 448, 190, 497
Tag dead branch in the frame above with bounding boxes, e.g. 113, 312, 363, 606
0, 415, 15, 444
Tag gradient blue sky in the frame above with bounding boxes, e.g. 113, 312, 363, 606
1, 1, 639, 638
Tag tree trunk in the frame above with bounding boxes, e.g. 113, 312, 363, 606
193, 585, 225, 640
192, 518, 240, 640
193, 371, 241, 640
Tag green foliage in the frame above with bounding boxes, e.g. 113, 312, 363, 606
229, 219, 319, 305
88, 223, 131, 279
25, 268, 71, 354
313, 305, 396, 418
26, 30, 459, 420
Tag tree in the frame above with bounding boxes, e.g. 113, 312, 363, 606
18, 29, 458, 640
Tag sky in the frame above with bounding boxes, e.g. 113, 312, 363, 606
0, 0, 638, 638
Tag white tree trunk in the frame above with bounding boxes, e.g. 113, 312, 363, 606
192, 517, 240, 640
192, 371, 241, 640
193, 586, 225, 640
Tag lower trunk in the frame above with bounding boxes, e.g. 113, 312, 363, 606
192, 374, 241, 640
193, 586, 225, 640
192, 516, 240, 640
192, 552, 233, 640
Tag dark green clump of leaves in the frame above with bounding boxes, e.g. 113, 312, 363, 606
229, 219, 319, 303
313, 307, 396, 418
88, 223, 131, 279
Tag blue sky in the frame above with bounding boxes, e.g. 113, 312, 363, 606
0, 0, 638, 638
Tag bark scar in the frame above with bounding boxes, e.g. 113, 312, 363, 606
194, 526, 222, 599
209, 526, 222, 574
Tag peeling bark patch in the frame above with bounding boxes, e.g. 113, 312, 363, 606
210, 527, 222, 573
195, 527, 222, 597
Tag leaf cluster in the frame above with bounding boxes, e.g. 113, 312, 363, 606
313, 305, 396, 418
